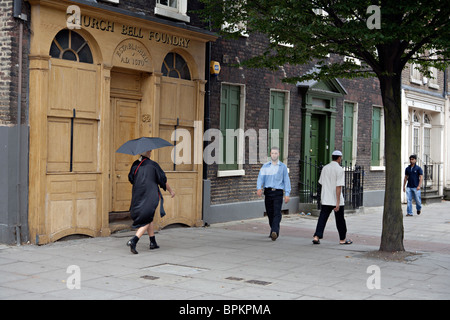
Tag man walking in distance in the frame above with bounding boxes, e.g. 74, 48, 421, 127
257, 146, 291, 241
312, 150, 352, 245
403, 154, 423, 216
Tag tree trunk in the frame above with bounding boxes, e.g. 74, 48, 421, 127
378, 73, 405, 252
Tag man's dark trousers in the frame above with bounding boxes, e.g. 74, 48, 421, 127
313, 205, 347, 241
264, 189, 283, 236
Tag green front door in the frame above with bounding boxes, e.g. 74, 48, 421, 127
310, 116, 320, 164
303, 114, 327, 189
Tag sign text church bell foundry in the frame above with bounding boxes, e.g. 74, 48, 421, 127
27, 0, 216, 244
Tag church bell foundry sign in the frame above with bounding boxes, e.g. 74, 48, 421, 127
78, 14, 192, 71
80, 15, 191, 49
113, 39, 152, 71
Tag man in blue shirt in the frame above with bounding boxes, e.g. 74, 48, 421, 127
257, 146, 291, 241
403, 154, 423, 216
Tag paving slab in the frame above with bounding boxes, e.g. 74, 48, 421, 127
0, 201, 449, 302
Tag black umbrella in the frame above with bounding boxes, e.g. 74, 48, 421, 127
116, 137, 173, 155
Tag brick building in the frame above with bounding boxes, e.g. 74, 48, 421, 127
202, 29, 387, 224
401, 60, 448, 203
1, 1, 446, 244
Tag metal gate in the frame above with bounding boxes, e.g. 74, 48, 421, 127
299, 157, 364, 209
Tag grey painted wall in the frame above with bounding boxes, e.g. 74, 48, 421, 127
0, 125, 29, 244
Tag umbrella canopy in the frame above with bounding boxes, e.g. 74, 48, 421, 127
116, 137, 173, 155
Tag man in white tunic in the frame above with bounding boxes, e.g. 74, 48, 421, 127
312, 150, 352, 245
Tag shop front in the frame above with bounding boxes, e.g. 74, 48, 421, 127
28, 0, 216, 244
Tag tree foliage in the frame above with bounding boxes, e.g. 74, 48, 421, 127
200, 0, 449, 83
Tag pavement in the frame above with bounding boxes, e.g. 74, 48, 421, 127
0, 201, 449, 302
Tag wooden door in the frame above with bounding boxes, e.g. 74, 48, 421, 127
310, 116, 320, 162
43, 57, 101, 242
111, 98, 140, 212
309, 114, 330, 185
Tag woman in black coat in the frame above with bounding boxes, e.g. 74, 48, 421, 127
126, 150, 175, 254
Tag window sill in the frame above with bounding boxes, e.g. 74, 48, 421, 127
410, 77, 422, 85
370, 166, 385, 171
428, 83, 440, 90
217, 169, 245, 177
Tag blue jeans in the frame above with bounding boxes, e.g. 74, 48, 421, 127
406, 187, 422, 215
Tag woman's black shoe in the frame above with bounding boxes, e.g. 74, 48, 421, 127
150, 242, 160, 250
149, 236, 159, 249
127, 236, 139, 254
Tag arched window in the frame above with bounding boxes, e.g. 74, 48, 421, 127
161, 52, 191, 80
50, 29, 93, 64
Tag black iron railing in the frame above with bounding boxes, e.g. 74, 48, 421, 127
417, 155, 442, 198
299, 157, 364, 209
298, 157, 322, 206
343, 162, 364, 209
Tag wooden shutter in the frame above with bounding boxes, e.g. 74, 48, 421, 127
47, 60, 99, 173
159, 77, 196, 172
220, 84, 240, 170
343, 102, 354, 164
269, 91, 285, 159
371, 107, 381, 166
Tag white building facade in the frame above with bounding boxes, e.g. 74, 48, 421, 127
401, 63, 448, 203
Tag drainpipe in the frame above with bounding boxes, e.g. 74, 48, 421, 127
13, 0, 27, 246
444, 68, 448, 99
203, 40, 211, 180
444, 68, 448, 196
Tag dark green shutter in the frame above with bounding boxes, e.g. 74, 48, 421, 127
220, 85, 240, 170
269, 91, 285, 159
371, 107, 381, 166
342, 102, 354, 165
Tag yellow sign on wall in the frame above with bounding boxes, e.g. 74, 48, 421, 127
210, 61, 220, 75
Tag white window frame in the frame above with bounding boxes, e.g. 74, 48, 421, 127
423, 127, 431, 159
428, 66, 439, 89
427, 48, 440, 90
155, 0, 190, 23
410, 63, 422, 85
217, 83, 246, 178
222, 21, 249, 38
221, 0, 249, 37
412, 111, 421, 157
343, 100, 359, 164
344, 56, 362, 66
268, 89, 290, 166
370, 105, 385, 171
